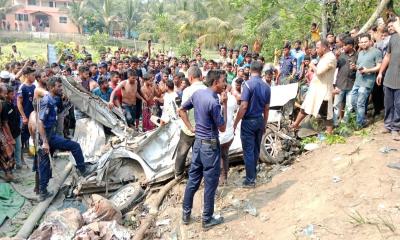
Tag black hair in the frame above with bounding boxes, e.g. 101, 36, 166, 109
6, 85, 14, 93
127, 69, 137, 77
143, 73, 151, 81
205, 70, 226, 87
98, 77, 108, 86
320, 39, 330, 48
250, 61, 263, 74
47, 76, 62, 88
110, 71, 119, 78
78, 66, 89, 73
359, 33, 371, 40
166, 80, 174, 90
343, 37, 355, 46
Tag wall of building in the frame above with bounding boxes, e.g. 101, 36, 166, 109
4, 0, 79, 33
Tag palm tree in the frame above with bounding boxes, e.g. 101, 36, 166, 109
88, 0, 117, 35
121, 0, 140, 38
66, 0, 87, 34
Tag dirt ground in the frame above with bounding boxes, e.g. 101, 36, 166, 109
1, 120, 400, 240
150, 121, 400, 240
0, 153, 69, 238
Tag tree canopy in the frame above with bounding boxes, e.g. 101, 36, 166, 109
2, 0, 399, 59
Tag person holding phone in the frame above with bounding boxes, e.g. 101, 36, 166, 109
343, 33, 382, 129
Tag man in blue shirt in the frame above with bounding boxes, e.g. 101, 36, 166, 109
36, 77, 94, 201
290, 40, 305, 74
17, 67, 36, 146
278, 43, 297, 85
233, 61, 271, 187
92, 77, 113, 102
179, 70, 227, 229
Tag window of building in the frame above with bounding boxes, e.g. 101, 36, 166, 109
27, 0, 36, 5
15, 14, 28, 21
49, 1, 56, 7
59, 16, 67, 24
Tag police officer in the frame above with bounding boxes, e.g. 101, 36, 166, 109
179, 69, 227, 229
233, 61, 271, 188
36, 77, 94, 201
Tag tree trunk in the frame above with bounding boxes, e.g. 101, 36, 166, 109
359, 0, 391, 34
321, 0, 328, 39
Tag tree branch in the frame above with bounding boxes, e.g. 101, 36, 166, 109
359, 0, 391, 34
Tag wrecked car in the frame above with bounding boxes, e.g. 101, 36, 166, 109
61, 77, 300, 212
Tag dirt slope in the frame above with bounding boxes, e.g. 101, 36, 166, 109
154, 121, 400, 240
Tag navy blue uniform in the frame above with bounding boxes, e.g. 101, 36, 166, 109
18, 83, 35, 143
240, 76, 271, 184
37, 94, 86, 191
181, 88, 225, 222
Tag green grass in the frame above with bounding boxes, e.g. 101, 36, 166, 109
1, 42, 47, 59
1, 41, 220, 61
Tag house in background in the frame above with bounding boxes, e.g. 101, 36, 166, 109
2, 0, 79, 33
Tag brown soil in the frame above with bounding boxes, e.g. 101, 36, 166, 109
151, 121, 400, 240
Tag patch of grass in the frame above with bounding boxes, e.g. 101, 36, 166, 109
378, 215, 396, 232
348, 210, 369, 225
325, 134, 346, 145
301, 136, 319, 145
354, 128, 372, 138
348, 211, 397, 234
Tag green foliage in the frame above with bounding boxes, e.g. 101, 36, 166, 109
88, 32, 109, 53
301, 136, 319, 145
177, 40, 196, 57
325, 134, 346, 145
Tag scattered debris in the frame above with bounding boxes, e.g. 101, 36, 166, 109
387, 162, 400, 170
379, 146, 397, 154
74, 220, 132, 240
332, 176, 342, 183
303, 224, 315, 237
82, 194, 122, 224
156, 218, 171, 226
304, 143, 320, 151
243, 200, 257, 216
29, 208, 83, 240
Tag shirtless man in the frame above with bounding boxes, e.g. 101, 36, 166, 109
109, 69, 147, 127
76, 66, 98, 92
141, 74, 162, 131
34, 70, 49, 100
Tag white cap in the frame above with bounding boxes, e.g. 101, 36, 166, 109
0, 70, 11, 79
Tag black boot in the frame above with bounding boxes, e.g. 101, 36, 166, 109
202, 216, 224, 229
39, 189, 53, 202
182, 212, 191, 225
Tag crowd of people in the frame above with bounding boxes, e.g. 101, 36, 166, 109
0, 17, 400, 229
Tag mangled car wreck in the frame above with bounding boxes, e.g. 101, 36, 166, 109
9, 76, 302, 239
61, 76, 301, 204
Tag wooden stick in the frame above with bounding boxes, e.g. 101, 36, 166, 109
133, 177, 181, 240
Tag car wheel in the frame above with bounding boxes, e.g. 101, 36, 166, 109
109, 182, 144, 214
259, 128, 284, 164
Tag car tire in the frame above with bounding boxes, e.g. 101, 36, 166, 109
259, 128, 284, 164
110, 182, 144, 214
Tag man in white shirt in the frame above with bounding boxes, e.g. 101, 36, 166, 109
174, 66, 206, 178
218, 86, 238, 184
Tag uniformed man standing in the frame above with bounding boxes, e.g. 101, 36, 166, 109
35, 77, 94, 201
179, 70, 228, 229
233, 61, 271, 188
